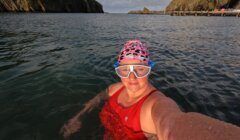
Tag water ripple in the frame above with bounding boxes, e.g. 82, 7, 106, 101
0, 14, 240, 140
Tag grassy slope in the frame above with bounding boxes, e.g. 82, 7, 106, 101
166, 0, 232, 11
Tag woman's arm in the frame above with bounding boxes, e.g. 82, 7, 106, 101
151, 96, 240, 140
170, 112, 240, 140
60, 87, 109, 139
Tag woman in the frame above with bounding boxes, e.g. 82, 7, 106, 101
61, 40, 240, 140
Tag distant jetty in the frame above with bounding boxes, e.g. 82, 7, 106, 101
128, 7, 240, 17
167, 9, 240, 17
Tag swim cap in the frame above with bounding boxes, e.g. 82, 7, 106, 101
118, 40, 150, 64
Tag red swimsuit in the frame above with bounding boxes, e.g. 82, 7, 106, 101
100, 86, 157, 140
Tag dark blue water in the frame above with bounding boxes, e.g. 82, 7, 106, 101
0, 13, 240, 140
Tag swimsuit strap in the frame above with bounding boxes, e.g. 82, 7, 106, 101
136, 89, 158, 106
145, 89, 158, 99
110, 85, 158, 108
111, 85, 125, 99
116, 88, 158, 108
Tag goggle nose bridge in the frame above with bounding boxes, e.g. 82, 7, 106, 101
127, 65, 138, 78
129, 65, 134, 72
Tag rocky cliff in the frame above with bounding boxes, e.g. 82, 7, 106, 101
229, 0, 240, 8
166, 0, 240, 11
0, 0, 103, 13
128, 7, 165, 15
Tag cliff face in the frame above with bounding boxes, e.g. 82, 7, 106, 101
230, 0, 240, 8
0, 0, 103, 13
166, 0, 239, 11
236, 2, 240, 8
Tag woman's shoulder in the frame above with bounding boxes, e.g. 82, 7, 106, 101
143, 90, 182, 116
143, 90, 166, 107
143, 90, 180, 112
107, 82, 124, 97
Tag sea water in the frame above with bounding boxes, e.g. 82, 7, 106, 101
0, 13, 240, 140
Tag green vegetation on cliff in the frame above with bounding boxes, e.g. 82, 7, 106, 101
166, 0, 239, 11
0, 0, 103, 13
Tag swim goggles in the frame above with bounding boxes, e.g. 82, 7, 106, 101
114, 61, 155, 78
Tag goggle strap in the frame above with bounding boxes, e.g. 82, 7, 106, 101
114, 62, 119, 68
148, 60, 155, 68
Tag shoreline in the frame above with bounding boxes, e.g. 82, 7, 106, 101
167, 10, 240, 17
128, 10, 240, 17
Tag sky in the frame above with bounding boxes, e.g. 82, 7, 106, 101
97, 0, 172, 13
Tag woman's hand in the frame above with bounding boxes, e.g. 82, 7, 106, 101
60, 116, 82, 139
59, 88, 109, 139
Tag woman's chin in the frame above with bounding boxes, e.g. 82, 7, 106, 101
127, 84, 140, 92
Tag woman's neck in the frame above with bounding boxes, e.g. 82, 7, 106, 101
125, 83, 153, 101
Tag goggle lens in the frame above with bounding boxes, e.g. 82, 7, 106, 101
115, 65, 151, 78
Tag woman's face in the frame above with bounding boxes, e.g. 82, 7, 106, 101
120, 59, 149, 93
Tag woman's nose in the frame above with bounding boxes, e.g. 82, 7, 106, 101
129, 72, 137, 79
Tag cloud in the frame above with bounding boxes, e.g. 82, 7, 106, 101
97, 0, 171, 13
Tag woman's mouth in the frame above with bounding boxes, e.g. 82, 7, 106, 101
129, 82, 138, 85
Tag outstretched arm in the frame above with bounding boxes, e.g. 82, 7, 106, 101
60, 87, 109, 139
151, 96, 240, 140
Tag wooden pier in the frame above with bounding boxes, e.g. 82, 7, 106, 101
167, 11, 240, 17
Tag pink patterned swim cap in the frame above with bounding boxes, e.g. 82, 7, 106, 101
118, 40, 150, 64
